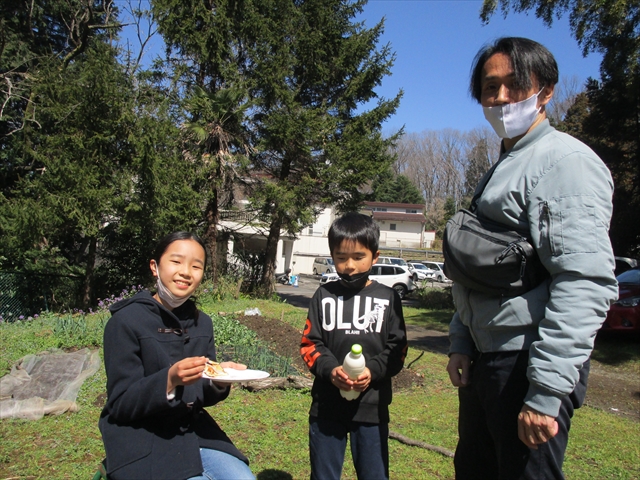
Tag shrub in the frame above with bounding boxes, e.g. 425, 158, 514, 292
413, 286, 454, 310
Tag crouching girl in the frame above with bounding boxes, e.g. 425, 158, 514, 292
99, 232, 254, 480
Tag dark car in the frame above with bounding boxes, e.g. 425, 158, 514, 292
602, 267, 640, 332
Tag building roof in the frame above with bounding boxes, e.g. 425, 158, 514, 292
371, 212, 425, 223
363, 201, 424, 210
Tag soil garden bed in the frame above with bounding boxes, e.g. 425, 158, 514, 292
234, 315, 424, 390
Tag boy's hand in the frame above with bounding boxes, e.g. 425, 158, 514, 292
352, 367, 371, 392
330, 366, 371, 392
330, 366, 352, 391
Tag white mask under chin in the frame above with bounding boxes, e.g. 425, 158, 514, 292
155, 269, 191, 309
483, 89, 542, 139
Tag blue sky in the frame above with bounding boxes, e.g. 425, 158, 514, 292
358, 1, 602, 133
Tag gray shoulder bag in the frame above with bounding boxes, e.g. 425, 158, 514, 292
442, 159, 549, 297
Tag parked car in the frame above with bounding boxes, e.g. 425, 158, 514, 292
422, 261, 449, 282
615, 256, 638, 277
602, 267, 640, 332
320, 265, 415, 299
376, 256, 408, 269
313, 257, 336, 275
407, 262, 435, 282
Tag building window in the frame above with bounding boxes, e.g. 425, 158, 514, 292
390, 224, 397, 231
373, 207, 387, 212
405, 209, 418, 214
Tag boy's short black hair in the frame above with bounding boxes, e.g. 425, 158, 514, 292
470, 37, 559, 103
328, 212, 380, 254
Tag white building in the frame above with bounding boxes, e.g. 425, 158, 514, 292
219, 202, 433, 275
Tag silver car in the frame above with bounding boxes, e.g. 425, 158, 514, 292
422, 261, 449, 282
313, 257, 336, 275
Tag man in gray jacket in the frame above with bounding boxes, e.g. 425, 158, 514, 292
446, 37, 618, 479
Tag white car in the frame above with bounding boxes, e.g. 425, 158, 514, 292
407, 262, 435, 282
376, 256, 408, 269
320, 265, 415, 299
422, 261, 449, 282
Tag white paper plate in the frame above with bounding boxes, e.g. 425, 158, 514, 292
203, 368, 270, 383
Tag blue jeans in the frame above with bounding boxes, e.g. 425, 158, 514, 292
187, 448, 254, 480
309, 416, 389, 480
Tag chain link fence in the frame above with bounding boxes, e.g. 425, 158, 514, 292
0, 271, 83, 321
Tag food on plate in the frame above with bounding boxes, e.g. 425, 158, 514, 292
204, 359, 228, 378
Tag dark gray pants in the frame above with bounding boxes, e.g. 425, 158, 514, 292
454, 350, 589, 480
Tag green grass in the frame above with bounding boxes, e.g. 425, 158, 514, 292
0, 295, 638, 479
403, 305, 455, 332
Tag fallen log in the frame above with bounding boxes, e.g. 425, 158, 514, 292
388, 431, 454, 458
240, 375, 313, 392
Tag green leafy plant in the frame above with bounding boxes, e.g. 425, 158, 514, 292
412, 286, 454, 310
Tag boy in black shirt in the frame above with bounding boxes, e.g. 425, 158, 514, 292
300, 212, 408, 480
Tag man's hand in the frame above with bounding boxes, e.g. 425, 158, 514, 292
517, 404, 558, 449
446, 353, 471, 387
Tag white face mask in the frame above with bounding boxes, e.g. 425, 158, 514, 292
155, 267, 191, 309
483, 89, 543, 139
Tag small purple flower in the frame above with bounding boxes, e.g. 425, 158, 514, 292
28, 316, 33, 320
34, 314, 39, 318
19, 315, 24, 320
98, 301, 104, 307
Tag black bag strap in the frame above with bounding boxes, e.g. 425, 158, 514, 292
470, 153, 507, 213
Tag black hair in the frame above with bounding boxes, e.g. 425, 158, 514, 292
328, 212, 380, 254
152, 231, 207, 267
470, 37, 559, 103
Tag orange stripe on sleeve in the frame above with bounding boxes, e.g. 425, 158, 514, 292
301, 318, 321, 369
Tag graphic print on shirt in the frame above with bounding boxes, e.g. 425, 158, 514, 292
321, 295, 388, 335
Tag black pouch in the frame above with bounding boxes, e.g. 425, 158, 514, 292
443, 209, 549, 296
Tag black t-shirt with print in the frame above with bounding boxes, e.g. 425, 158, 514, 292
300, 280, 408, 424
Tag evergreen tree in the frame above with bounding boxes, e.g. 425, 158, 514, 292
249, 0, 402, 292
152, 0, 401, 294
0, 40, 137, 307
152, 0, 258, 276
371, 169, 424, 204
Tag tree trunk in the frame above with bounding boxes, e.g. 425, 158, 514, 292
260, 214, 282, 296
204, 191, 219, 283
81, 236, 97, 309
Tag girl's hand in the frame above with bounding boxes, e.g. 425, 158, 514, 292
219, 361, 247, 370
167, 356, 206, 393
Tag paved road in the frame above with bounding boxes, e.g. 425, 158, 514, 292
276, 275, 450, 355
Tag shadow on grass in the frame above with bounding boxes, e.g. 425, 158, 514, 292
403, 309, 454, 333
592, 330, 640, 366
257, 469, 294, 480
